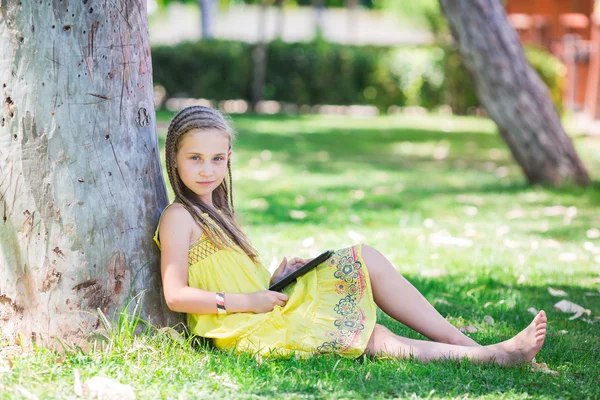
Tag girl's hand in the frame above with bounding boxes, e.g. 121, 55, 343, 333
249, 290, 289, 313
270, 256, 312, 285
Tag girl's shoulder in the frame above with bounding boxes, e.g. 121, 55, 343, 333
154, 203, 203, 249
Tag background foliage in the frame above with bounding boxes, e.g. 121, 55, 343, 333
152, 39, 566, 114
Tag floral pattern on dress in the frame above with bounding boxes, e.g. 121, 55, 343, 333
317, 246, 368, 354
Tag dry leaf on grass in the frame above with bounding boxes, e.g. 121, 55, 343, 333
559, 253, 577, 262
420, 268, 448, 278
289, 210, 307, 220
587, 228, 600, 239
483, 315, 495, 325
83, 377, 135, 400
548, 287, 568, 297
531, 362, 560, 376
458, 326, 478, 333
159, 327, 185, 345
434, 298, 451, 305
527, 307, 539, 315
208, 372, 240, 390
557, 330, 569, 334
554, 300, 592, 320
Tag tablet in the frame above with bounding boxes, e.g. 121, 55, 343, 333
268, 250, 334, 292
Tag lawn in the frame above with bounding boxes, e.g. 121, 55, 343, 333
1, 112, 599, 399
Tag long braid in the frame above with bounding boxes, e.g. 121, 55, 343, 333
165, 106, 260, 265
227, 161, 234, 214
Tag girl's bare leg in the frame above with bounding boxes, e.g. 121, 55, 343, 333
364, 311, 547, 365
361, 244, 480, 346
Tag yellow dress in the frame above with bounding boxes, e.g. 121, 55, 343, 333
154, 204, 377, 358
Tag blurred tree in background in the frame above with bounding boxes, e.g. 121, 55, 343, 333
439, 0, 589, 186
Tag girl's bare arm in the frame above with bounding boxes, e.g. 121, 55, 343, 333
159, 205, 286, 314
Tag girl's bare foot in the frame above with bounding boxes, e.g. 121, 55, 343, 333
493, 310, 547, 366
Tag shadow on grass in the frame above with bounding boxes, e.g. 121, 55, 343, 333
182, 275, 599, 398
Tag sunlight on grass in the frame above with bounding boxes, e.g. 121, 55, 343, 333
2, 113, 599, 399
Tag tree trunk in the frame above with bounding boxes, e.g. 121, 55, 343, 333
0, 0, 180, 347
313, 0, 325, 39
251, 1, 268, 111
275, 0, 285, 40
439, 0, 590, 186
199, 0, 215, 39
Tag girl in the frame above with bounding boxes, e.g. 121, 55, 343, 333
155, 105, 547, 364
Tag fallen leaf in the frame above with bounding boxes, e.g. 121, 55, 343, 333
73, 369, 83, 397
483, 315, 495, 325
347, 230, 365, 242
506, 209, 526, 219
289, 210, 307, 220
543, 206, 565, 216
430, 232, 472, 247
349, 214, 361, 224
531, 362, 560, 376
559, 252, 577, 262
527, 307, 539, 315
350, 190, 365, 200
464, 206, 478, 216
496, 226, 510, 237
548, 287, 568, 297
586, 228, 600, 239
563, 206, 577, 225
554, 300, 592, 320
557, 330, 569, 334
420, 268, 447, 278
517, 274, 527, 285
302, 237, 315, 247
159, 327, 185, 345
458, 326, 478, 333
83, 377, 135, 400
365, 371, 371, 380
542, 239, 561, 248
434, 298, 451, 305
208, 372, 240, 390
503, 239, 519, 248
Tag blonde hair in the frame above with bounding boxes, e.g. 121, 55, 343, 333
165, 105, 260, 264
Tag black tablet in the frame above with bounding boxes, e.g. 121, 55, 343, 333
268, 250, 334, 292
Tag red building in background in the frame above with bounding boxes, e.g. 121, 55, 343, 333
506, 0, 600, 120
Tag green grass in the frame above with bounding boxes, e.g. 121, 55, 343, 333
2, 112, 600, 399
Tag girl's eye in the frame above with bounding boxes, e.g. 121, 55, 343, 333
191, 156, 200, 161
214, 157, 224, 161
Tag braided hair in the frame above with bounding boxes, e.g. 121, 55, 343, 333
165, 105, 260, 265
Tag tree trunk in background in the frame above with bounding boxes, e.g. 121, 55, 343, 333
313, 0, 325, 39
0, 0, 180, 347
251, 1, 268, 110
275, 0, 285, 40
439, 0, 590, 186
199, 0, 215, 39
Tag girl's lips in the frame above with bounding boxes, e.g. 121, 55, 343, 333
198, 181, 215, 186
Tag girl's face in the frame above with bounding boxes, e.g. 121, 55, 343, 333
175, 128, 232, 206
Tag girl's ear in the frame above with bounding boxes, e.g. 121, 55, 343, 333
228, 149, 232, 159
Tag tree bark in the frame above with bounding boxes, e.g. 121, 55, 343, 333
0, 0, 180, 347
439, 0, 590, 186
